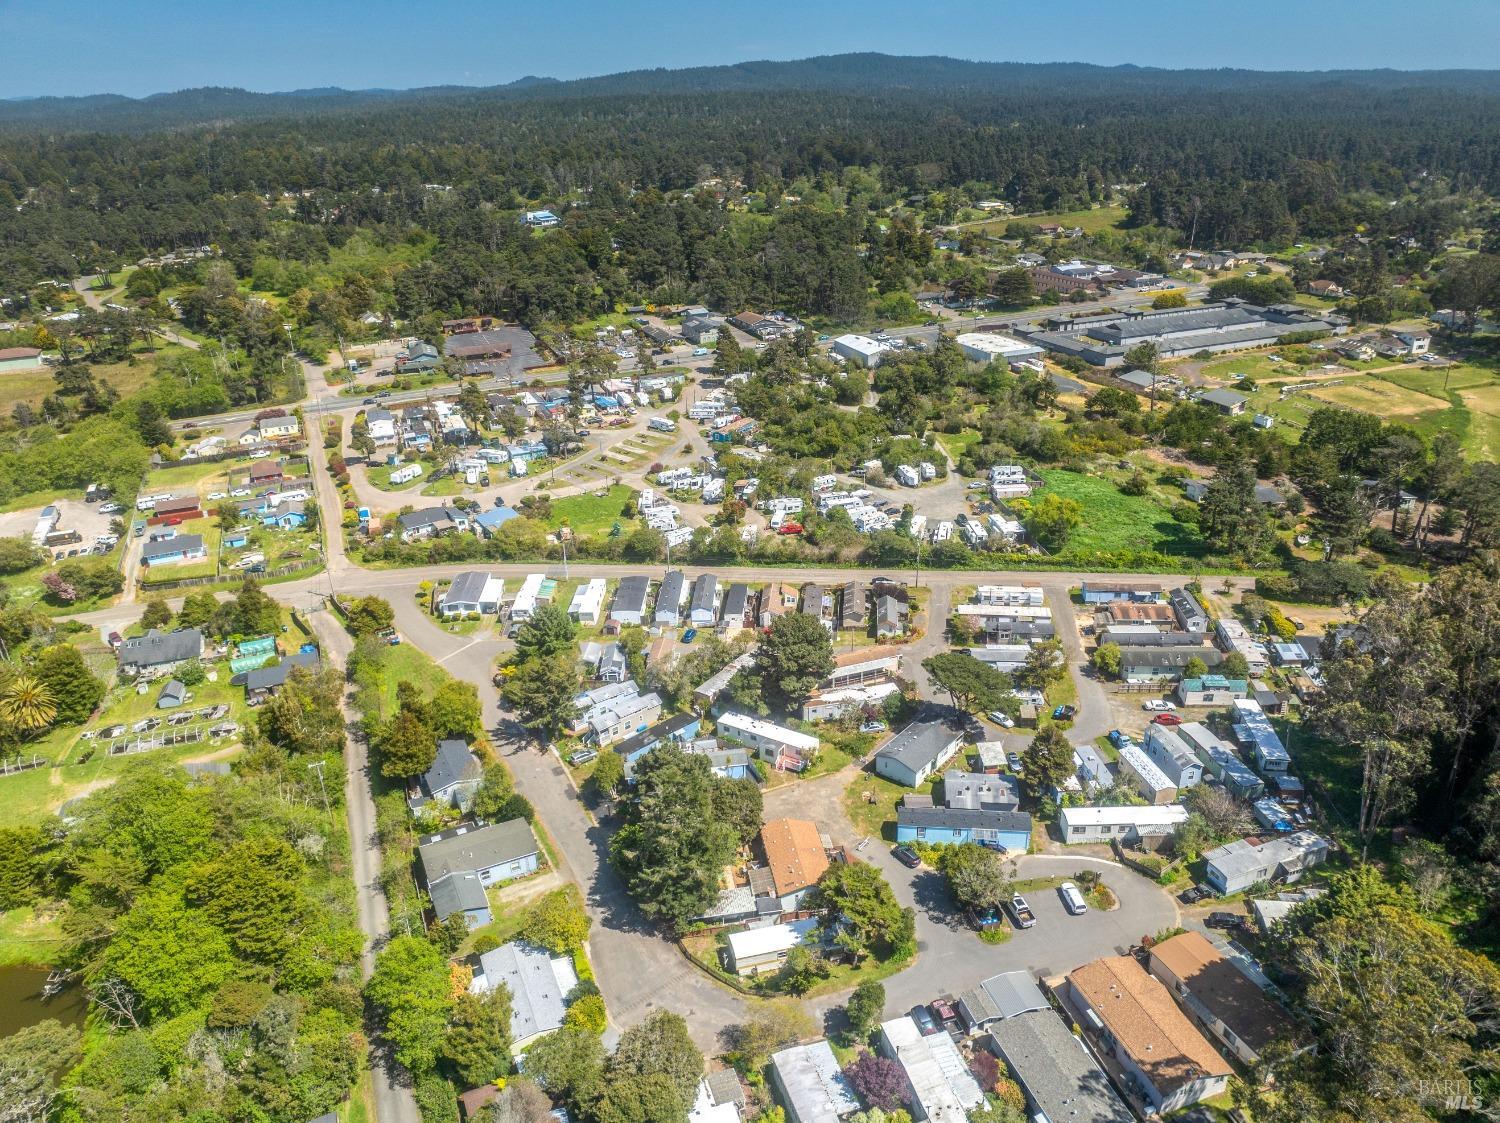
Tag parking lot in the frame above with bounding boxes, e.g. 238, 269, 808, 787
0, 497, 121, 561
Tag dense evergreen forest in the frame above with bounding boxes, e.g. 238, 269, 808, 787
5, 55, 1500, 292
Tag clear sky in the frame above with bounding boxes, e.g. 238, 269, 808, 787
4, 0, 1498, 98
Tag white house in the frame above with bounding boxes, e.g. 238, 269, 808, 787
440, 572, 505, 617
717, 711, 820, 772
1058, 805, 1189, 845
568, 578, 607, 625
724, 918, 819, 976
873, 713, 965, 787
1115, 745, 1178, 804
1141, 723, 1204, 790
509, 573, 548, 621
1204, 831, 1329, 896
878, 1016, 985, 1120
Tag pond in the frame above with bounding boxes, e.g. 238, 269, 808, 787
0, 964, 86, 1039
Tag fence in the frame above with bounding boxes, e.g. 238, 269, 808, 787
0, 755, 46, 777
138, 561, 322, 593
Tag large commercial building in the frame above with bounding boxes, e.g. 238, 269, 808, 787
955, 332, 1044, 366
1025, 301, 1341, 367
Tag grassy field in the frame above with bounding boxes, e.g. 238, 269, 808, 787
1, 672, 250, 826
0, 352, 164, 414
935, 429, 982, 464
1210, 348, 1500, 460
1034, 468, 1205, 558
547, 485, 638, 536
974, 204, 1130, 237
374, 641, 453, 717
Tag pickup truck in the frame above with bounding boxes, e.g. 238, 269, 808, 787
1005, 894, 1037, 929
1002, 893, 1038, 929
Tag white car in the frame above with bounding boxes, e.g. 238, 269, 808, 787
987, 710, 1016, 728
98, 502, 123, 514
229, 488, 251, 498
1142, 699, 1178, 712
206, 491, 228, 501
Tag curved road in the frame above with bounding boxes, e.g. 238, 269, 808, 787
55, 328, 1249, 1111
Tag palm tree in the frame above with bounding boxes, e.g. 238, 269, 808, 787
0, 675, 58, 734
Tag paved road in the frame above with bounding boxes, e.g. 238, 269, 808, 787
308, 610, 421, 1123
384, 586, 749, 1051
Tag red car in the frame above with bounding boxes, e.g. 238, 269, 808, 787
776, 522, 804, 535
1151, 713, 1184, 726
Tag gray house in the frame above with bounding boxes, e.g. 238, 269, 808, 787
469, 940, 580, 1052
410, 738, 483, 811
119, 627, 203, 673
609, 575, 651, 625
654, 570, 686, 625
1169, 586, 1210, 633
689, 573, 719, 627
428, 870, 491, 928
874, 711, 965, 787
418, 818, 539, 889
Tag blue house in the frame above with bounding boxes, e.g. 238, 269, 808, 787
894, 805, 1033, 853
427, 870, 492, 929
261, 500, 308, 530
614, 712, 703, 772
224, 529, 250, 549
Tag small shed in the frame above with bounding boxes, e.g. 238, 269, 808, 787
157, 680, 187, 709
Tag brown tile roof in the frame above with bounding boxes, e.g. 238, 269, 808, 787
0, 347, 42, 361
1069, 956, 1231, 1093
759, 818, 829, 898
1149, 932, 1289, 1055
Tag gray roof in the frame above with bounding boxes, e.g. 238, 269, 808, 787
120, 627, 203, 669
612, 574, 650, 615
142, 533, 205, 562
1121, 646, 1225, 669
943, 770, 1020, 811
398, 505, 465, 531
771, 1041, 860, 1123
721, 582, 750, 620
656, 570, 685, 616
895, 805, 1033, 836
473, 941, 568, 1041
876, 594, 906, 628
157, 680, 186, 704
242, 650, 319, 692
418, 818, 538, 883
960, 971, 1049, 1028
1170, 587, 1209, 626
1117, 368, 1164, 390
366, 408, 394, 424
420, 738, 481, 799
445, 570, 496, 607
428, 870, 488, 920
878, 712, 964, 774
1198, 388, 1248, 409
987, 1015, 1134, 1123
690, 573, 719, 616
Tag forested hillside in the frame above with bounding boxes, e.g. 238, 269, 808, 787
4, 55, 1500, 287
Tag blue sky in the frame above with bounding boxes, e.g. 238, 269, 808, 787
3, 0, 1497, 98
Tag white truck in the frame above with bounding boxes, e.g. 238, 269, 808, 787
649, 417, 677, 433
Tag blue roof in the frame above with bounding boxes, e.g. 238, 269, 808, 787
477, 507, 520, 529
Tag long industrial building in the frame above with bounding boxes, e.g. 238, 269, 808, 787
1024, 301, 1343, 367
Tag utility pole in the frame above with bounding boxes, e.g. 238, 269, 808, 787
307, 759, 332, 820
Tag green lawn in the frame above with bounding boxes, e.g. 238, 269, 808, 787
420, 476, 468, 497
366, 463, 427, 492
2, 672, 251, 826
0, 350, 165, 414
844, 770, 935, 842
374, 641, 452, 719
0, 905, 67, 966
547, 485, 638, 537
1034, 468, 1206, 558
935, 429, 982, 464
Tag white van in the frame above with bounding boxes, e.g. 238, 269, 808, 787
1058, 881, 1089, 916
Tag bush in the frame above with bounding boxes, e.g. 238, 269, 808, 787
564, 993, 607, 1033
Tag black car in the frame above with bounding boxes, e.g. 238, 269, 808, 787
1179, 886, 1213, 905
908, 1005, 939, 1036
1205, 911, 1247, 931
892, 845, 921, 869
363, 397, 378, 405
